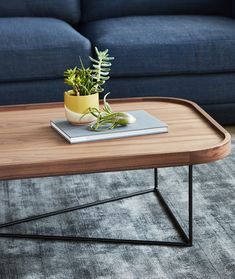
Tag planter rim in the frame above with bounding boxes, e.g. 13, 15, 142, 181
64, 91, 99, 98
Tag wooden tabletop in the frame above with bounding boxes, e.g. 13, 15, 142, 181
0, 97, 231, 180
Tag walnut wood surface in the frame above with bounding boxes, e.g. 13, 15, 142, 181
0, 97, 231, 180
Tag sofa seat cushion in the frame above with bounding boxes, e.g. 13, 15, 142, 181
81, 15, 235, 77
0, 18, 91, 82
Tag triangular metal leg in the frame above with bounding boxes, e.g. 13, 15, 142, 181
0, 166, 193, 247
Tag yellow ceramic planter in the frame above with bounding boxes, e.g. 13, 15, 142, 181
64, 90, 99, 125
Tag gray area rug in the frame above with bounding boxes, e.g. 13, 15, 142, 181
0, 142, 234, 279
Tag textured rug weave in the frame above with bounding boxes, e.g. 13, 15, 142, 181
0, 142, 234, 279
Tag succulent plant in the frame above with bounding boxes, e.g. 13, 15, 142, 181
64, 47, 114, 96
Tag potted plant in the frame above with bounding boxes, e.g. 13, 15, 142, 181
64, 47, 114, 125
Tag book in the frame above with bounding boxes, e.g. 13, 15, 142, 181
50, 110, 168, 144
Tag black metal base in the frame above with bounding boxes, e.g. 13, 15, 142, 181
0, 166, 193, 247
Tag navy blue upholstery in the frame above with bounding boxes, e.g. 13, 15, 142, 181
81, 0, 230, 22
0, 73, 235, 124
0, 18, 91, 82
105, 74, 235, 106
0, 0, 235, 124
1, 73, 235, 106
81, 16, 235, 77
0, 79, 68, 105
0, 0, 81, 25
202, 104, 235, 125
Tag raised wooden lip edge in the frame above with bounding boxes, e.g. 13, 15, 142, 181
0, 97, 231, 166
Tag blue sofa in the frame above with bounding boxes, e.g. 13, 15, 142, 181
0, 0, 235, 124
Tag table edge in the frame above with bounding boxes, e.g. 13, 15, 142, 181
0, 97, 231, 180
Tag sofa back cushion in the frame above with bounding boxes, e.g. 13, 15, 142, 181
81, 0, 230, 22
0, 0, 81, 25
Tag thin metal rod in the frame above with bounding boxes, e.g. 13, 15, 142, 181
188, 165, 193, 246
0, 232, 191, 247
0, 166, 194, 247
154, 189, 189, 242
0, 189, 153, 229
154, 168, 158, 190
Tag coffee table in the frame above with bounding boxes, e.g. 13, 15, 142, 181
0, 97, 231, 246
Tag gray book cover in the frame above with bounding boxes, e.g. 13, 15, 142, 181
50, 110, 168, 143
